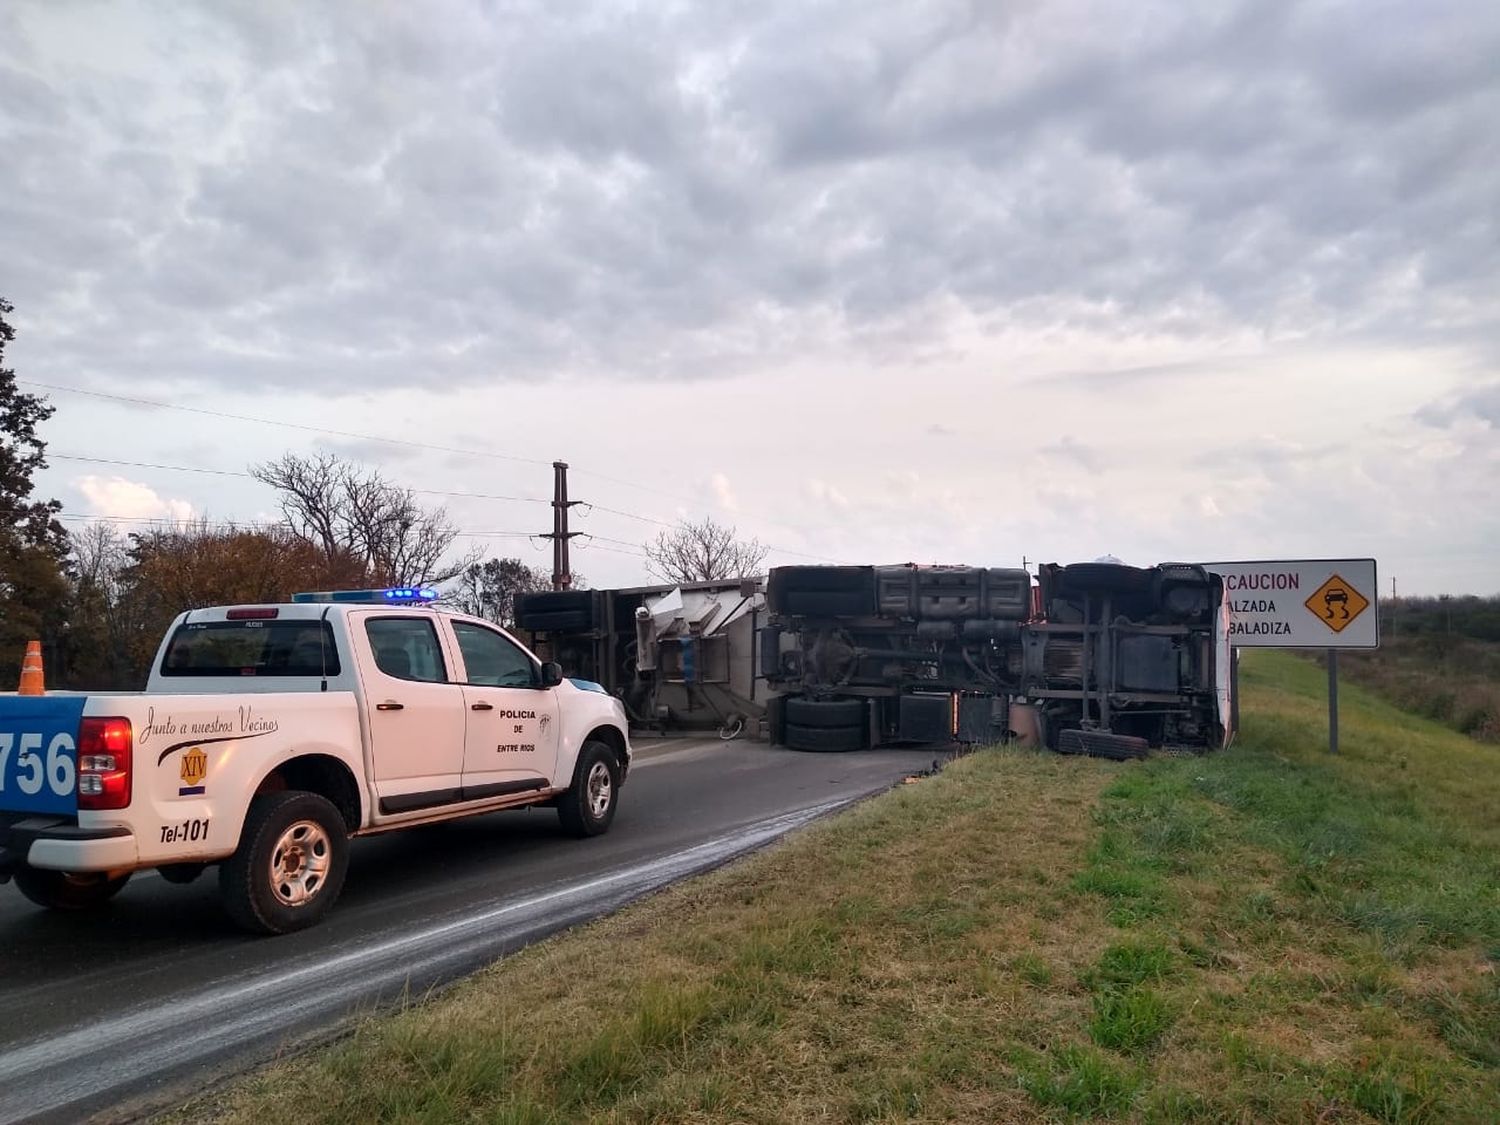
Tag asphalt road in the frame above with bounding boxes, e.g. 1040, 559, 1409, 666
0, 738, 940, 1124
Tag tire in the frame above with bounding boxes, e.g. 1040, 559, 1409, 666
558, 740, 621, 838
1057, 563, 1154, 596
773, 566, 872, 592
770, 567, 875, 618
516, 591, 598, 632
12, 867, 131, 912
1056, 729, 1150, 761
780, 591, 875, 617
219, 791, 350, 936
784, 697, 867, 729
784, 723, 865, 752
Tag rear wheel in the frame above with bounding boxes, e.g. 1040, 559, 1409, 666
558, 740, 621, 838
219, 791, 350, 935
784, 697, 867, 728
12, 867, 130, 911
783, 723, 866, 753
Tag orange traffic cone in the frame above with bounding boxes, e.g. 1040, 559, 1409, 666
17, 641, 44, 696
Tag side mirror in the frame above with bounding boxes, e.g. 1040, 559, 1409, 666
539, 661, 564, 688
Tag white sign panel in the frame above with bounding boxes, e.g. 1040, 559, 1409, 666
1206, 558, 1379, 649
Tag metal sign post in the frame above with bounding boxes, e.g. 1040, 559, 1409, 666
1327, 649, 1338, 755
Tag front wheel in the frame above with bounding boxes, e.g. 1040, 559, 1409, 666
219, 791, 350, 935
558, 740, 621, 838
12, 867, 131, 911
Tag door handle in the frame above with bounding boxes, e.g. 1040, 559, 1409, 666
377, 702, 404, 711
471, 701, 494, 711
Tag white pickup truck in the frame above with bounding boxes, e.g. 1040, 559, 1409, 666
0, 588, 633, 934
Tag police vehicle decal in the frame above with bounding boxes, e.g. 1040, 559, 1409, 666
0, 695, 87, 815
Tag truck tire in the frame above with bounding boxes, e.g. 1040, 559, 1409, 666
219, 791, 350, 935
784, 697, 867, 729
784, 723, 865, 752
769, 567, 876, 617
558, 740, 620, 838
780, 591, 875, 617
12, 867, 131, 912
1056, 563, 1153, 596
1056, 729, 1150, 761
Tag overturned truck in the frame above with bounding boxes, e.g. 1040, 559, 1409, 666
762, 561, 1233, 757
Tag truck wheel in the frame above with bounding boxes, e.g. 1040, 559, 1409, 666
784, 697, 867, 729
1056, 729, 1151, 761
12, 867, 130, 911
219, 791, 350, 935
1057, 563, 1153, 596
784, 723, 866, 752
558, 740, 620, 838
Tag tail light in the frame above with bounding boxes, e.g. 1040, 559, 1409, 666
77, 717, 132, 810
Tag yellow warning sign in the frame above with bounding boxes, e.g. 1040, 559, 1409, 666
180, 746, 208, 787
1305, 574, 1370, 634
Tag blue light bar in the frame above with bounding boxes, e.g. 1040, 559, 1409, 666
291, 587, 440, 605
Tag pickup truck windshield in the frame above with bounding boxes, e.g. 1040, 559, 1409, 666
161, 620, 342, 677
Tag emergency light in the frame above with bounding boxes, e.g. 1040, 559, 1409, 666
291, 587, 440, 605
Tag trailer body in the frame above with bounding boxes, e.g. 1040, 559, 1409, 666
761, 561, 1232, 756
516, 579, 766, 735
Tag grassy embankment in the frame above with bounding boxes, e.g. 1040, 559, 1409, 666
183, 651, 1500, 1123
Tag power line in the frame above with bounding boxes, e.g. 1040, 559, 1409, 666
22, 378, 694, 500
31, 381, 850, 564
54, 511, 644, 554
52, 454, 247, 480
49, 455, 846, 562
578, 501, 673, 528
48, 453, 550, 505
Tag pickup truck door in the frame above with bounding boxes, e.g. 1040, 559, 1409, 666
447, 619, 561, 796
350, 612, 468, 814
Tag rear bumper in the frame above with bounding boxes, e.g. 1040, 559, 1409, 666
0, 816, 137, 879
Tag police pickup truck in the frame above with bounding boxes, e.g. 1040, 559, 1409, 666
0, 588, 632, 934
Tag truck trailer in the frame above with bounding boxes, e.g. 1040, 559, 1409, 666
760, 560, 1233, 757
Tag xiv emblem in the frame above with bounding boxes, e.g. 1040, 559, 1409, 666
179, 746, 208, 796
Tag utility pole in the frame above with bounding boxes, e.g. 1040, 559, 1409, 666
544, 461, 582, 590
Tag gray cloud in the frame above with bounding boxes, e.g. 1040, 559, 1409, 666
1, 0, 1497, 393
1418, 382, 1500, 429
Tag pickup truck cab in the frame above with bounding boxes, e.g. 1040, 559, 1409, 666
0, 588, 633, 934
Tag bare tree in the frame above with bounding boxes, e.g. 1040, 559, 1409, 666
643, 516, 767, 585
251, 453, 478, 585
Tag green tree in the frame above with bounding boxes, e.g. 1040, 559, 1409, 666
451, 557, 554, 627
0, 297, 70, 677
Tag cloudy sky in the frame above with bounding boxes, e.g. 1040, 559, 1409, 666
3, 0, 1497, 595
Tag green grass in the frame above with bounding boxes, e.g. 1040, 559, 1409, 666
1088, 986, 1175, 1052
1017, 1045, 1143, 1117
177, 651, 1500, 1124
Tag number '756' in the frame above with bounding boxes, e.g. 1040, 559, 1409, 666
0, 732, 77, 797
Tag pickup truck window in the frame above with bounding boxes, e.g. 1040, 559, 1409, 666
365, 618, 448, 683
162, 620, 341, 677
452, 621, 536, 687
